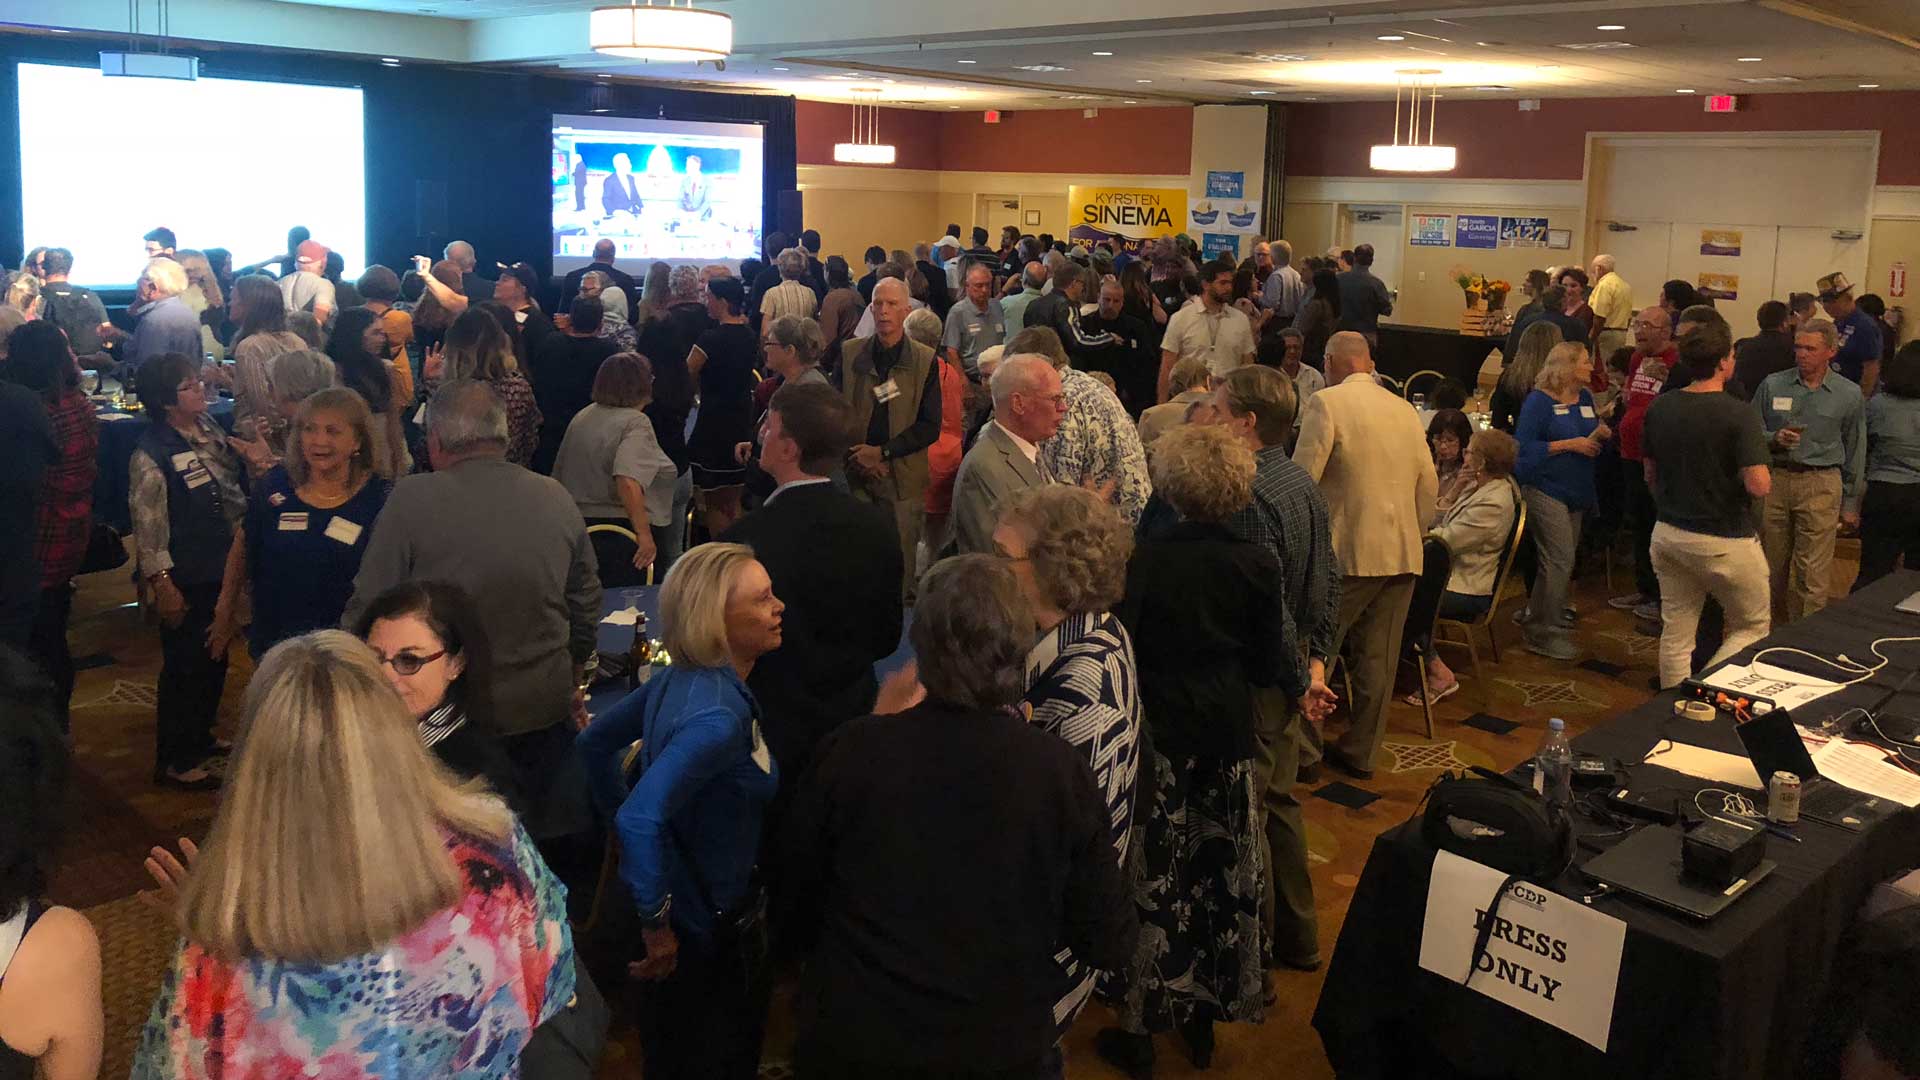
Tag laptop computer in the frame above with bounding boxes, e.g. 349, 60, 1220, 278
1733, 708, 1895, 831
1583, 825, 1775, 920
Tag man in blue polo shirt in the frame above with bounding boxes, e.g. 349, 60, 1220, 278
1818, 271, 1884, 393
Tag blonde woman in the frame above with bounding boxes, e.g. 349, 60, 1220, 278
576, 541, 783, 1080
1514, 342, 1608, 660
211, 388, 391, 659
174, 250, 227, 363
1491, 320, 1563, 433
131, 631, 575, 1078
431, 308, 542, 467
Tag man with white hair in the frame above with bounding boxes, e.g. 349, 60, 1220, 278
1588, 253, 1634, 361
601, 152, 642, 218
840, 277, 943, 597
346, 379, 600, 834
949, 353, 1067, 554
1262, 239, 1307, 322
443, 240, 494, 303
759, 248, 819, 325
1293, 331, 1436, 781
124, 257, 202, 374
1007, 325, 1152, 524
942, 262, 1006, 380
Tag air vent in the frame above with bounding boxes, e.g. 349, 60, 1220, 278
1556, 41, 1637, 50
1013, 63, 1072, 72
1736, 75, 1800, 84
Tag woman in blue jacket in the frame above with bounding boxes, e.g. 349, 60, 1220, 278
1514, 341, 1609, 660
576, 541, 783, 1080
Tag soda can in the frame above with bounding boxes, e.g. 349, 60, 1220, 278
1769, 771, 1801, 825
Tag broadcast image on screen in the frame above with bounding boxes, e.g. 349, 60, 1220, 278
552, 114, 764, 270
15, 63, 366, 289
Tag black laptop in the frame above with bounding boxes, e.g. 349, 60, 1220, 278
1583, 825, 1775, 920
1733, 709, 1894, 831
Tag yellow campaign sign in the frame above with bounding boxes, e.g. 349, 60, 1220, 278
1067, 185, 1186, 253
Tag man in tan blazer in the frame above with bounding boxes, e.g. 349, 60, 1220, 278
950, 354, 1067, 555
839, 277, 943, 599
1293, 331, 1438, 779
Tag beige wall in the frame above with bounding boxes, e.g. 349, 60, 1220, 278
803, 185, 942, 266
1279, 201, 1338, 257
1868, 215, 1920, 346
1396, 205, 1587, 329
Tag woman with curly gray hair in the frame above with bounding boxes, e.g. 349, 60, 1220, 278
993, 484, 1141, 1039
1100, 422, 1294, 1076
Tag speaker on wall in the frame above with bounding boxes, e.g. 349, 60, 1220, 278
775, 189, 803, 238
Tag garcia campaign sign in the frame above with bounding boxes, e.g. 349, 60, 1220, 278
1418, 849, 1625, 1051
1068, 185, 1186, 253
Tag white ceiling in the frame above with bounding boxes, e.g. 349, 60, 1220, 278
26, 0, 1919, 110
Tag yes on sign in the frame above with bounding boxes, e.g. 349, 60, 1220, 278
1418, 849, 1626, 1051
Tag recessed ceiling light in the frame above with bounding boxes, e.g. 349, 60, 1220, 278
1012, 63, 1070, 72
1737, 56, 1763, 62
1135, 78, 1152, 83
772, 66, 788, 71
1596, 23, 1625, 30
45, 28, 70, 33
955, 59, 976, 64
1249, 90, 1275, 95
381, 58, 402, 66
1123, 99, 1138, 104
595, 72, 610, 78
1860, 83, 1881, 88
1092, 50, 1113, 56
1377, 35, 1406, 41
1676, 88, 1695, 93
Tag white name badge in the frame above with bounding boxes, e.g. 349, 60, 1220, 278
267, 491, 286, 507
1419, 849, 1626, 1051
323, 517, 364, 546
1580, 405, 1595, 419
278, 512, 310, 531
872, 378, 901, 404
184, 469, 211, 490
170, 451, 197, 473
1772, 396, 1794, 411
1552, 404, 1570, 416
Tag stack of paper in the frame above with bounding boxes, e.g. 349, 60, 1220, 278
1811, 740, 1920, 808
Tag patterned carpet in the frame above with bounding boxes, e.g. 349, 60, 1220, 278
53, 537, 1862, 1079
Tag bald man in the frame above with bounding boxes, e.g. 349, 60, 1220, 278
1293, 331, 1436, 780
443, 240, 494, 302
840, 277, 943, 598
1588, 253, 1634, 361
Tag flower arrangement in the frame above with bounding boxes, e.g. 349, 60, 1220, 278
1451, 267, 1512, 310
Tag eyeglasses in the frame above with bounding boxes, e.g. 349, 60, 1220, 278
374, 649, 447, 676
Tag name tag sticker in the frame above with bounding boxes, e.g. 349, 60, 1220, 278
278, 512, 309, 532
1553, 404, 1570, 416
1580, 405, 1595, 418
872, 378, 901, 404
267, 491, 286, 507
170, 451, 197, 473
184, 469, 211, 490
323, 517, 364, 546
1772, 397, 1794, 411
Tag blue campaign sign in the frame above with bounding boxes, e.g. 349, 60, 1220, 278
1202, 232, 1240, 260
1456, 214, 1500, 250
1206, 171, 1245, 200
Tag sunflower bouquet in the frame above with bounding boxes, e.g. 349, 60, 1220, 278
1451, 267, 1513, 310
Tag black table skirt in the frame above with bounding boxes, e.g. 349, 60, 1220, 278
1313, 570, 1920, 1080
1376, 324, 1501, 391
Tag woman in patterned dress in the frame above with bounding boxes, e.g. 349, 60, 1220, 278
1102, 423, 1297, 1077
132, 631, 575, 1078
993, 484, 1143, 1040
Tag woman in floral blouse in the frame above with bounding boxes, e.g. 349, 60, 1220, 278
132, 630, 574, 1079
428, 307, 543, 468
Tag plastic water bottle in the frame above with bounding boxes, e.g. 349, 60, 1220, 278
1534, 718, 1574, 813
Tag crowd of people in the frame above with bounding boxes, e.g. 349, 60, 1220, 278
0, 216, 1916, 1080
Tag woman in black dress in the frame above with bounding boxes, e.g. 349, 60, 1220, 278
352, 580, 523, 817
686, 275, 757, 535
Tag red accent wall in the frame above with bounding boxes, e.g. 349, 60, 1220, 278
1284, 90, 1920, 185
795, 99, 1193, 175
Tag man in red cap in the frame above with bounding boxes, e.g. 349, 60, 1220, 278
279, 239, 336, 325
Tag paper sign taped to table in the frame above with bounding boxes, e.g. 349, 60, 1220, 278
1697, 660, 1846, 713
1419, 849, 1626, 1051
601, 607, 643, 626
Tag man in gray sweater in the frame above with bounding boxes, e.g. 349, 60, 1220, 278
346, 379, 601, 836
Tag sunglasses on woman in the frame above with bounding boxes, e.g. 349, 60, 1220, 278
374, 649, 446, 676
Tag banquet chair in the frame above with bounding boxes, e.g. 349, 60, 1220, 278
1403, 535, 1455, 739
584, 523, 656, 588
1432, 482, 1527, 680
1402, 369, 1446, 403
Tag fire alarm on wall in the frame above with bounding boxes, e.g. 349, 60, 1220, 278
983, 109, 1002, 123
1705, 94, 1739, 113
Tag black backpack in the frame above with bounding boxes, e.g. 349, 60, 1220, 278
1419, 765, 1574, 882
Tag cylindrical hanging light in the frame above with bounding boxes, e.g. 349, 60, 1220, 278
590, 0, 732, 62
833, 92, 897, 165
1369, 70, 1457, 173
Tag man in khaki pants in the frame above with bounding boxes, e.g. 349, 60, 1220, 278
1750, 319, 1865, 623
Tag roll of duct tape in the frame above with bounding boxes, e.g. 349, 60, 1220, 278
1674, 699, 1716, 722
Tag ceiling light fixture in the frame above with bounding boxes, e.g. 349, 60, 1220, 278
1123, 99, 1138, 103
955, 58, 977, 64
834, 91, 895, 165
1249, 90, 1274, 95
381, 57, 402, 65
772, 65, 787, 70
590, 0, 732, 62
1377, 35, 1406, 41
1736, 56, 1762, 62
1092, 50, 1113, 56
1135, 78, 1152, 83
1370, 69, 1456, 173
1676, 88, 1695, 93
1860, 83, 1880, 88
1013, 63, 1071, 72
1596, 23, 1625, 30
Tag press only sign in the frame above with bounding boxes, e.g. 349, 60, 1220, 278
1418, 849, 1626, 1050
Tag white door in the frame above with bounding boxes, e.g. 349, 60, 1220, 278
978, 194, 1024, 241
1666, 224, 1779, 310
1346, 207, 1405, 318
1596, 222, 1671, 307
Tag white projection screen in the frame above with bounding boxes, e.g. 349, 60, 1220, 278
16, 63, 367, 289
551, 113, 764, 273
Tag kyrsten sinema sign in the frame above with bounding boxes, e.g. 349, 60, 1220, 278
1067, 185, 1186, 254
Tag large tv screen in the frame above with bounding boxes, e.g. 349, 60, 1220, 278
16, 62, 366, 289
551, 113, 764, 271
